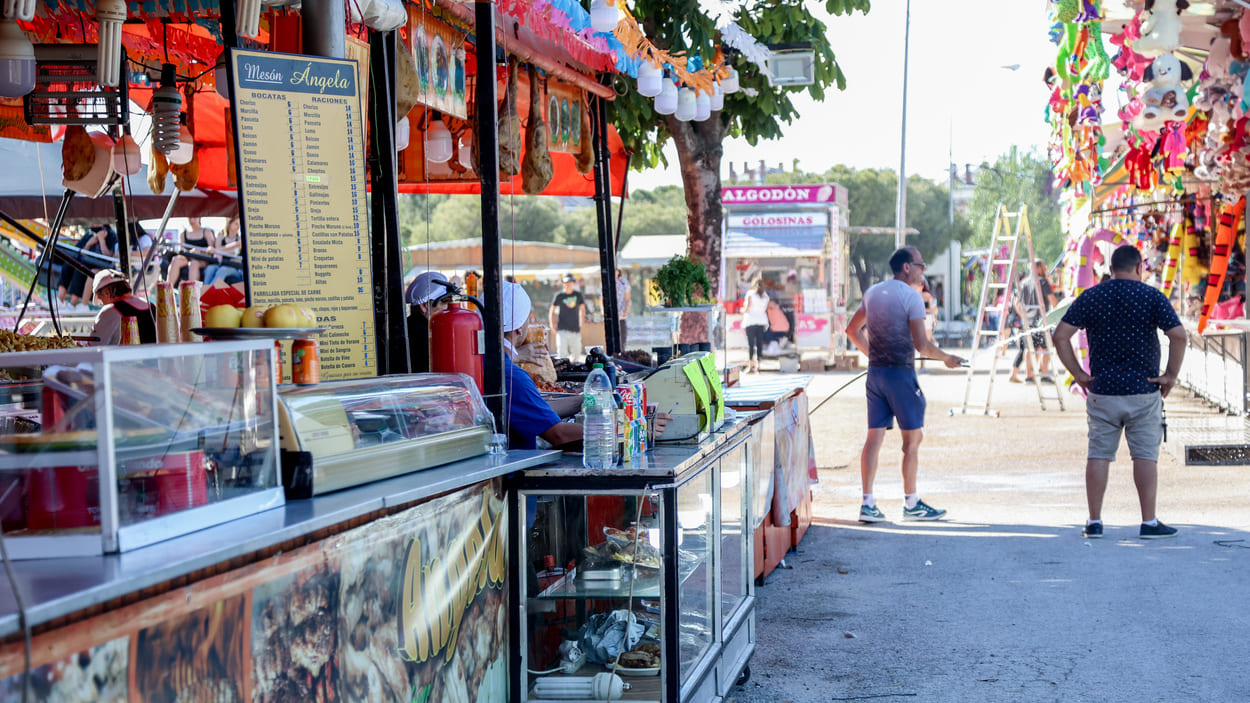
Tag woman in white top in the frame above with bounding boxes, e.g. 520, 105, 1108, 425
741, 277, 771, 373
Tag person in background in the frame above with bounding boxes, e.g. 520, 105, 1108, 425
90, 269, 156, 345
57, 224, 116, 311
549, 273, 586, 361
847, 247, 964, 523
504, 282, 583, 449
741, 277, 770, 373
203, 216, 243, 286
165, 216, 215, 284
1052, 245, 1186, 540
616, 268, 632, 350
781, 269, 800, 343
405, 271, 454, 373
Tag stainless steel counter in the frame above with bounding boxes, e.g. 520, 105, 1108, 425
0, 449, 559, 638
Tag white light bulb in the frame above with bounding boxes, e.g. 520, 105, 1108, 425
695, 91, 710, 121
167, 123, 195, 165
0, 19, 34, 98
395, 116, 410, 151
589, 0, 618, 33
425, 114, 453, 163
654, 79, 677, 115
720, 67, 739, 94
458, 137, 472, 168
111, 132, 142, 175
709, 83, 724, 111
2, 0, 36, 21
675, 87, 696, 121
236, 0, 262, 39
636, 62, 662, 97
151, 66, 182, 156
95, 0, 126, 87
214, 57, 229, 99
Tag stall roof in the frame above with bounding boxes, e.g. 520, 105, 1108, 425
724, 226, 826, 258
618, 234, 686, 267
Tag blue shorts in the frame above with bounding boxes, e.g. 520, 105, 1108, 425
866, 366, 926, 431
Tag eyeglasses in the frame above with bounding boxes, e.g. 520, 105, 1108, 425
909, 261, 926, 270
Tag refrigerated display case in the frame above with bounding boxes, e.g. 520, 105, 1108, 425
510, 416, 756, 702
0, 340, 282, 558
276, 373, 495, 496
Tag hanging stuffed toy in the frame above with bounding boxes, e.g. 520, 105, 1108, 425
1136, 53, 1193, 131
1133, 0, 1189, 58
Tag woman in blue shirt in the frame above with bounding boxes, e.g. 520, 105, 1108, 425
502, 282, 583, 449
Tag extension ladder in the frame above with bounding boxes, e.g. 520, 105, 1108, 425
955, 204, 1065, 415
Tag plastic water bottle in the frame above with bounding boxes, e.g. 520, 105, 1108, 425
582, 364, 617, 469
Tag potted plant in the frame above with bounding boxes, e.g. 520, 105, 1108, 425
651, 256, 713, 308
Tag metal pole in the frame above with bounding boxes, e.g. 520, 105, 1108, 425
591, 92, 620, 356
894, 0, 911, 249
476, 0, 506, 433
111, 185, 130, 283
368, 32, 407, 375
301, 0, 346, 58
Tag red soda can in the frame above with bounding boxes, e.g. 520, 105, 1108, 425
292, 338, 320, 384
120, 316, 140, 345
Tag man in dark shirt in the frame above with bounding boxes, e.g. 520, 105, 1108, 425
405, 271, 453, 373
1053, 245, 1186, 540
549, 274, 586, 361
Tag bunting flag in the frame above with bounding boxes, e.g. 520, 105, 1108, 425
1198, 196, 1245, 334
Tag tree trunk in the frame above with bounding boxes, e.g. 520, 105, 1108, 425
669, 115, 726, 292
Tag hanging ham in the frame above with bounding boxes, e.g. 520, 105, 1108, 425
521, 65, 553, 194
575, 95, 593, 175
498, 58, 523, 178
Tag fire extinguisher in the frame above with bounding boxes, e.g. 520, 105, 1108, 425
430, 295, 484, 392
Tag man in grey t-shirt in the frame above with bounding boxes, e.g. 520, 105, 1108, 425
847, 247, 964, 523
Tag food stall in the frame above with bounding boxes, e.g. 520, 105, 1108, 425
0, 0, 770, 700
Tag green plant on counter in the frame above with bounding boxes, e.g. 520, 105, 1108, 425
651, 255, 714, 308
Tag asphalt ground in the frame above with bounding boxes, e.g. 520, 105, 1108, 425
724, 352, 1250, 703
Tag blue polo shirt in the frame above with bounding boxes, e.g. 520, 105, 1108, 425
1061, 279, 1182, 395
505, 356, 562, 449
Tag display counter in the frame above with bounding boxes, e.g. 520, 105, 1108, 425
0, 449, 557, 699
722, 377, 815, 582
509, 412, 759, 703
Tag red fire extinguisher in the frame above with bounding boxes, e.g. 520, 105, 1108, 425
430, 296, 484, 392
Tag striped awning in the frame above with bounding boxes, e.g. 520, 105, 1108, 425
724, 226, 827, 258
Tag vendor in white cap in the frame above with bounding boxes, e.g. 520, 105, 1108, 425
90, 269, 156, 345
405, 271, 455, 372
502, 282, 583, 449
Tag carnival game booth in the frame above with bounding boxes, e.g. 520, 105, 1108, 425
721, 183, 849, 363
1046, 1, 1250, 422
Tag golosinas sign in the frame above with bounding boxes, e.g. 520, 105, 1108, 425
727, 212, 828, 228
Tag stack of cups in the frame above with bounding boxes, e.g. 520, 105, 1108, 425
154, 282, 179, 343
178, 281, 201, 342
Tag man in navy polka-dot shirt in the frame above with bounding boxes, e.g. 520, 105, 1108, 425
1053, 244, 1186, 540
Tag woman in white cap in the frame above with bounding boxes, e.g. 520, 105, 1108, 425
90, 269, 156, 345
501, 282, 584, 449
405, 271, 454, 373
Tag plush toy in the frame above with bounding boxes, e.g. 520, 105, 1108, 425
1136, 53, 1193, 131
1133, 0, 1189, 58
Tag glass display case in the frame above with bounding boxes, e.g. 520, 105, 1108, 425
0, 340, 283, 559
277, 373, 495, 497
511, 420, 754, 702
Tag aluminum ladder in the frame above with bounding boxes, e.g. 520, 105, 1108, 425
955, 204, 1064, 416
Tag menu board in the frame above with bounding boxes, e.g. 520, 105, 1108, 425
231, 49, 374, 379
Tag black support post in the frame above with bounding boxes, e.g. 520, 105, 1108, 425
476, 0, 505, 433
367, 31, 409, 375
111, 185, 130, 277
590, 92, 619, 356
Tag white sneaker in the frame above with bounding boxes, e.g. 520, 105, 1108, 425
764, 341, 781, 356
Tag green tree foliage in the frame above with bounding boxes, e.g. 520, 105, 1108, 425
965, 147, 1064, 264
610, 0, 871, 287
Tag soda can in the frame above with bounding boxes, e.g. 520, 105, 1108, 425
153, 282, 178, 343
120, 316, 140, 345
178, 281, 202, 342
274, 341, 284, 385
292, 338, 320, 384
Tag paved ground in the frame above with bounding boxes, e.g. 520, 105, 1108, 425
725, 351, 1250, 702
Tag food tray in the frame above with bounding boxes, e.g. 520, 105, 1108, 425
192, 327, 325, 340
609, 664, 661, 677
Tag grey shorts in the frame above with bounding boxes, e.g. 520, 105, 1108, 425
1086, 392, 1163, 462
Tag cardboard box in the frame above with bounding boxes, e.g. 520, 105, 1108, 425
800, 357, 826, 373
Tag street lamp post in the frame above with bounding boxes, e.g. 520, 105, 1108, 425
895, 0, 911, 250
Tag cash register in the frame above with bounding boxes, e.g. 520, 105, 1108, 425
642, 351, 725, 443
